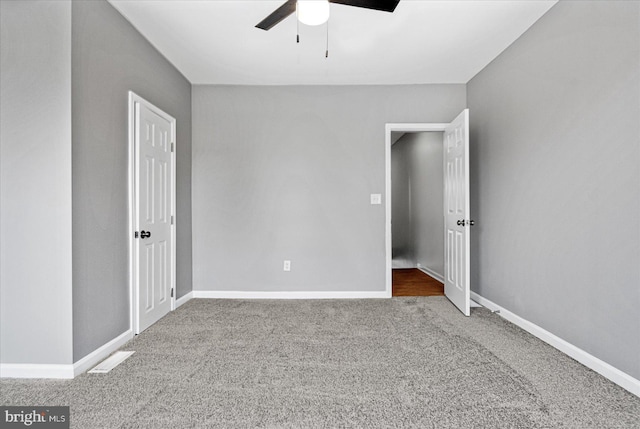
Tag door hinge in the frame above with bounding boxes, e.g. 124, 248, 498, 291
171, 215, 174, 225
134, 231, 139, 239
171, 288, 174, 298
171, 142, 174, 152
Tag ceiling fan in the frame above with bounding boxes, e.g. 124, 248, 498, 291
256, 0, 400, 31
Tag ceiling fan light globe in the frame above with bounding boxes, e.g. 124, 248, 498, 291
297, 0, 330, 26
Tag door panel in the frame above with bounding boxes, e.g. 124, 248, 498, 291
444, 109, 470, 316
135, 100, 173, 333
144, 243, 154, 311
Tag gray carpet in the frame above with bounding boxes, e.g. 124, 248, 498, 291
1, 297, 639, 428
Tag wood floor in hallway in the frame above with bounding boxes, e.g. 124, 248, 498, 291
392, 268, 444, 297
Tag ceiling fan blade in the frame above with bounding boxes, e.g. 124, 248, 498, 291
256, 0, 297, 31
329, 0, 400, 13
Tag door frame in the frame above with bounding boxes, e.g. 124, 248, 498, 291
384, 123, 449, 297
128, 91, 177, 334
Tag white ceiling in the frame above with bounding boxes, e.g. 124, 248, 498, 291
108, 0, 557, 85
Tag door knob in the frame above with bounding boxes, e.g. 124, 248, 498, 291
457, 220, 475, 227
140, 230, 151, 239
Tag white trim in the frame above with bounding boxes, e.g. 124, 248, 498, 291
176, 291, 194, 308
0, 330, 134, 379
470, 291, 640, 398
72, 330, 134, 377
416, 263, 445, 283
170, 108, 177, 314
0, 364, 74, 379
192, 291, 391, 300
385, 123, 448, 298
128, 92, 136, 337
128, 92, 177, 334
386, 123, 449, 133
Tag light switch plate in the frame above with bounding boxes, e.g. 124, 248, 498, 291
370, 194, 382, 205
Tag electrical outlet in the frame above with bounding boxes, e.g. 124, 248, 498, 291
370, 194, 382, 205
283, 260, 291, 272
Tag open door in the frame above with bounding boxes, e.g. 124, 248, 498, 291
443, 109, 471, 316
129, 92, 176, 334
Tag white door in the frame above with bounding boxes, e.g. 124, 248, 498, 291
443, 109, 471, 316
132, 94, 175, 334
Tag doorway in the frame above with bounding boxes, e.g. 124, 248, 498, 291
385, 111, 472, 315
128, 92, 177, 334
390, 131, 445, 297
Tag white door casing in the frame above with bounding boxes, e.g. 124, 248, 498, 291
443, 109, 470, 316
384, 122, 449, 298
129, 92, 176, 334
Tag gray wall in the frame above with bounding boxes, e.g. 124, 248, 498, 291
467, 0, 640, 379
391, 133, 444, 275
0, 0, 74, 364
72, 0, 192, 361
193, 85, 465, 292
391, 138, 413, 267
409, 132, 444, 275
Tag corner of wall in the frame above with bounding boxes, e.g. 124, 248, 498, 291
0, 0, 74, 367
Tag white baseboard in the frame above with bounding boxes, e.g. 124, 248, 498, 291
416, 264, 445, 283
176, 291, 194, 308
0, 363, 74, 379
0, 330, 134, 379
192, 290, 391, 299
392, 261, 415, 269
73, 330, 134, 376
470, 291, 640, 398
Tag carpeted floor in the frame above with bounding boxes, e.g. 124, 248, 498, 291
1, 297, 639, 428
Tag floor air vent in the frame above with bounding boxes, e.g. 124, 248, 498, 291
88, 351, 135, 374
